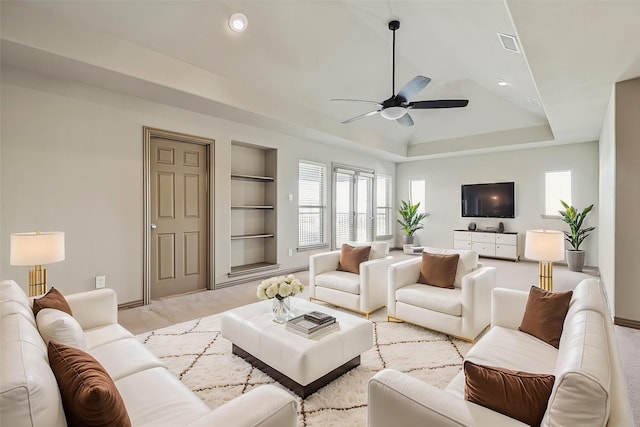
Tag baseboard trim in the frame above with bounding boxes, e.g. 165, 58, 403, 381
118, 300, 144, 310
614, 317, 640, 329
216, 266, 308, 289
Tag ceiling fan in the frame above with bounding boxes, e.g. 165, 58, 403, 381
332, 20, 469, 127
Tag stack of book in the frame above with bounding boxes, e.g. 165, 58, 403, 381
285, 311, 338, 338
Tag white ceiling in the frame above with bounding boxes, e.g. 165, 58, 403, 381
1, 0, 639, 161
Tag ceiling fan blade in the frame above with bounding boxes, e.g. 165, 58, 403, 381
331, 98, 382, 106
408, 99, 469, 109
342, 109, 381, 124
397, 76, 431, 100
396, 113, 414, 127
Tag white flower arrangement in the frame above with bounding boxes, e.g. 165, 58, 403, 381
257, 275, 304, 301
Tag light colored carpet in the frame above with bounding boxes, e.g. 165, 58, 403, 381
136, 305, 473, 427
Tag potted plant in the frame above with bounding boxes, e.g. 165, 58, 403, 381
397, 200, 427, 244
558, 200, 595, 272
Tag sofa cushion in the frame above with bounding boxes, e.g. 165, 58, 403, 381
1, 313, 48, 356
0, 280, 31, 311
463, 326, 558, 377
346, 241, 388, 260
423, 247, 478, 287
88, 337, 165, 381
1, 300, 37, 327
418, 252, 459, 289
464, 360, 554, 427
542, 309, 610, 427
48, 340, 132, 427
396, 284, 462, 316
83, 323, 135, 349
36, 308, 87, 350
115, 367, 210, 427
1, 340, 67, 427
315, 271, 360, 295
519, 286, 573, 348
337, 244, 371, 274
32, 288, 72, 317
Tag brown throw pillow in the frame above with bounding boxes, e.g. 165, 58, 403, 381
418, 252, 459, 288
519, 286, 573, 348
48, 341, 131, 427
337, 244, 371, 274
33, 287, 72, 317
464, 360, 554, 427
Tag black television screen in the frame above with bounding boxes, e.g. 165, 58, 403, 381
461, 182, 515, 218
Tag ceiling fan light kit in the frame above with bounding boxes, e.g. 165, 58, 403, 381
332, 20, 469, 127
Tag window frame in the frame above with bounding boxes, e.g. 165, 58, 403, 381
297, 159, 329, 251
543, 170, 572, 218
376, 174, 393, 240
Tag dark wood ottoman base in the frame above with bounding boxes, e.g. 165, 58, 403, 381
232, 344, 361, 398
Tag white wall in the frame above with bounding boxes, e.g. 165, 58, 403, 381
0, 67, 395, 304
396, 143, 600, 265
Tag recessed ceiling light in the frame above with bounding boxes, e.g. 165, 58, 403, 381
229, 13, 248, 32
497, 79, 510, 87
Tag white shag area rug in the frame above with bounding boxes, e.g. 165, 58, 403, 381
137, 309, 472, 427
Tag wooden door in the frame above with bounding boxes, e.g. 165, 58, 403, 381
150, 137, 208, 298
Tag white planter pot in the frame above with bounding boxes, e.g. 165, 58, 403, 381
566, 250, 585, 272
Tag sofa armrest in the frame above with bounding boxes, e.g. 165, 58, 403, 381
309, 250, 341, 292
490, 288, 529, 330
184, 385, 297, 427
460, 267, 496, 335
387, 257, 421, 317
65, 288, 118, 331
359, 256, 396, 312
368, 369, 527, 427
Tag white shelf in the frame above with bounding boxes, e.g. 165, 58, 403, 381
231, 234, 275, 240
231, 174, 274, 182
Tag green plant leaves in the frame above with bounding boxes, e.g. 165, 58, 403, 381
559, 200, 595, 250
397, 200, 427, 236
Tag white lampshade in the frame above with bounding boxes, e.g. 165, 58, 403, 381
525, 230, 564, 262
10, 232, 65, 266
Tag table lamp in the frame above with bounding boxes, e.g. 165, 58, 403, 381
10, 231, 65, 296
524, 229, 564, 291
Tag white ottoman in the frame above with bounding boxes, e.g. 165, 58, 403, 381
221, 298, 373, 398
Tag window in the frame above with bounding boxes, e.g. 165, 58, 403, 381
298, 160, 327, 249
333, 165, 374, 248
410, 180, 426, 213
545, 171, 571, 216
376, 174, 392, 239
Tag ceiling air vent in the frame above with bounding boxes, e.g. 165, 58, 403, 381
497, 33, 520, 53
527, 97, 542, 108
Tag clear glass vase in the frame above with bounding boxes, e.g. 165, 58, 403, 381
272, 296, 292, 323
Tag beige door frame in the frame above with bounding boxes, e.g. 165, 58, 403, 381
143, 127, 214, 305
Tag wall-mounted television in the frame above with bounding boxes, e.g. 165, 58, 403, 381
461, 182, 515, 218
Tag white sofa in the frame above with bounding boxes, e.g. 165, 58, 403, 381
0, 280, 297, 427
309, 242, 396, 318
368, 279, 633, 426
387, 247, 496, 342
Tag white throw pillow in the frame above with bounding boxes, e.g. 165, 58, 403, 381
36, 308, 88, 350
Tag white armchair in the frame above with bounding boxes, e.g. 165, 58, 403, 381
387, 247, 496, 342
309, 242, 395, 318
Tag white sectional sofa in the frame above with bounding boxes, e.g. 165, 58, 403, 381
368, 279, 633, 426
0, 280, 297, 427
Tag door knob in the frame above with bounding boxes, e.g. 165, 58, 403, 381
150, 223, 157, 230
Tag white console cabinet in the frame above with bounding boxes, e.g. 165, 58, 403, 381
453, 230, 519, 261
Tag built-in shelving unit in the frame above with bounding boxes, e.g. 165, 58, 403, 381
229, 142, 279, 277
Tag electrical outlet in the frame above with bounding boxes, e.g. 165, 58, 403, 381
95, 275, 106, 289
288, 249, 293, 257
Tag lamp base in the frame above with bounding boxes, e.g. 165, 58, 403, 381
28, 265, 48, 297
538, 261, 553, 292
